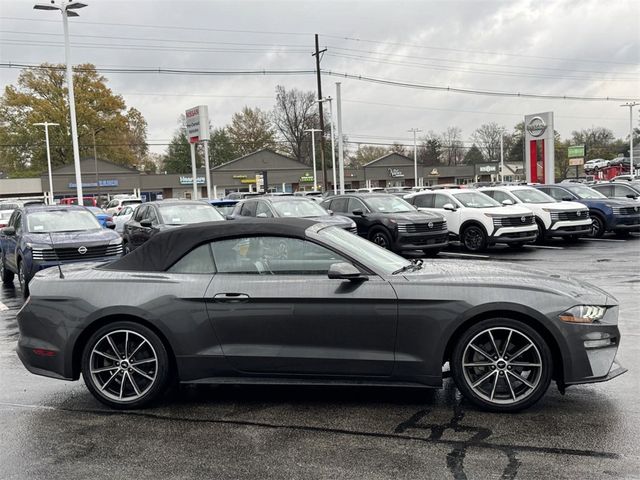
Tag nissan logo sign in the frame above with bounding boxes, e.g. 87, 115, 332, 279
526, 116, 547, 138
521, 216, 526, 223
577, 211, 582, 216
78, 246, 87, 255
428, 222, 433, 228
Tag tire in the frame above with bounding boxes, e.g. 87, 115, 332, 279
17, 259, 29, 298
0, 256, 14, 285
81, 321, 171, 409
534, 219, 546, 244
589, 213, 606, 238
451, 318, 553, 412
422, 248, 441, 257
460, 224, 487, 252
369, 228, 392, 250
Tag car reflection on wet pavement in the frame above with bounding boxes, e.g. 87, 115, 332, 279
0, 235, 638, 479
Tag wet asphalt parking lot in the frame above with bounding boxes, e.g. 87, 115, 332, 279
0, 235, 639, 480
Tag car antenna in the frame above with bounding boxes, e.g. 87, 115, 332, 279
47, 232, 64, 279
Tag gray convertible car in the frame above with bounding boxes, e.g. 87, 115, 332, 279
16, 219, 625, 411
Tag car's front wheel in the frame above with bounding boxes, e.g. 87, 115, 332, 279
461, 225, 487, 252
589, 214, 606, 238
369, 228, 392, 250
451, 318, 553, 412
81, 321, 171, 409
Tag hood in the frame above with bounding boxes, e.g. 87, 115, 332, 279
487, 205, 534, 216
534, 201, 587, 211
377, 210, 444, 221
308, 214, 354, 227
398, 259, 613, 304
24, 228, 120, 246
579, 198, 639, 207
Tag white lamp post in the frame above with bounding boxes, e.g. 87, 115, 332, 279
33, 122, 59, 204
304, 128, 322, 191
34, 1, 87, 203
408, 128, 422, 187
318, 97, 337, 194
620, 102, 638, 177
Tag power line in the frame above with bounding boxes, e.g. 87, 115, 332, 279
2, 62, 636, 102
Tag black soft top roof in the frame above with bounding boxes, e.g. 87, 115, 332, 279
102, 217, 318, 272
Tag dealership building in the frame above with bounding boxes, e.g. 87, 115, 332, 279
0, 149, 521, 200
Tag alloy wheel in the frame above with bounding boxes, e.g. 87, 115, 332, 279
589, 216, 605, 238
461, 327, 543, 405
462, 226, 485, 252
371, 232, 389, 249
89, 330, 158, 403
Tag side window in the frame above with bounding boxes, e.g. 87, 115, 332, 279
347, 198, 367, 213
211, 236, 348, 275
413, 194, 434, 208
544, 188, 567, 201
133, 205, 147, 222
167, 244, 216, 274
13, 212, 23, 234
107, 200, 117, 208
433, 194, 451, 208
255, 201, 274, 218
330, 197, 348, 213
482, 190, 496, 199
147, 207, 159, 224
614, 185, 633, 197
240, 201, 257, 217
489, 190, 511, 203
596, 186, 612, 196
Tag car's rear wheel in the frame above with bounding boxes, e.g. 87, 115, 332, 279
17, 260, 29, 298
461, 225, 487, 252
0, 257, 14, 284
81, 321, 171, 409
369, 229, 392, 250
589, 214, 606, 238
451, 318, 553, 412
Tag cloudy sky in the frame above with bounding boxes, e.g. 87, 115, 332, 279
1, 0, 638, 154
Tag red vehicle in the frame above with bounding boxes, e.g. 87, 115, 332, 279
59, 197, 98, 207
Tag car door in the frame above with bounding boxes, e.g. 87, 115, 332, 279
594, 185, 612, 198
204, 235, 398, 377
255, 201, 274, 218
429, 193, 462, 232
138, 205, 161, 245
2, 210, 21, 271
540, 187, 574, 202
126, 205, 147, 249
345, 198, 373, 236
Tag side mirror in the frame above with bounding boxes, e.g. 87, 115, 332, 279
256, 212, 268, 218
352, 209, 364, 216
105, 221, 116, 230
225, 215, 235, 220
561, 196, 574, 202
2, 226, 15, 236
501, 199, 514, 206
442, 203, 457, 211
626, 194, 638, 199
140, 219, 153, 228
327, 262, 368, 282
327, 209, 334, 215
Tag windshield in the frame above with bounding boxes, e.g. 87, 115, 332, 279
511, 188, 557, 204
365, 196, 414, 213
158, 204, 224, 225
26, 209, 102, 233
272, 200, 327, 217
452, 191, 501, 208
566, 185, 607, 199
310, 225, 410, 275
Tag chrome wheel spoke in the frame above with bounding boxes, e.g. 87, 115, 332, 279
490, 372, 499, 400
509, 362, 541, 368
119, 372, 125, 399
472, 369, 496, 388
469, 343, 494, 361
502, 330, 513, 357
131, 365, 154, 381
128, 371, 141, 396
91, 365, 118, 374
94, 350, 119, 362
127, 340, 147, 361
100, 370, 120, 391
131, 358, 156, 366
463, 361, 494, 367
106, 334, 122, 359
507, 370, 535, 389
124, 331, 129, 358
505, 371, 516, 400
509, 343, 533, 362
488, 330, 500, 357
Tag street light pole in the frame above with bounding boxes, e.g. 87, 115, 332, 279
34, 1, 87, 203
499, 129, 505, 183
620, 102, 638, 177
304, 129, 322, 191
33, 122, 59, 204
408, 128, 422, 187
318, 97, 337, 194
336, 82, 345, 195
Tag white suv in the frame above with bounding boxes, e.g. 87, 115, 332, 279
404, 189, 537, 251
479, 186, 592, 241
105, 197, 142, 216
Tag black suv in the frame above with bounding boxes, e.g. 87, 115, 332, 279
320, 193, 448, 255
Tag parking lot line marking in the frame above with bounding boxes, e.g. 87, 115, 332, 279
583, 238, 627, 243
438, 252, 491, 259
0, 302, 8, 312
523, 245, 565, 250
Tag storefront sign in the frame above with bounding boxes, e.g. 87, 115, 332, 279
232, 174, 248, 179
179, 176, 206, 185
477, 164, 498, 174
388, 168, 404, 178
429, 168, 439, 176
185, 105, 209, 144
300, 174, 314, 182
68, 179, 119, 188
569, 158, 584, 166
568, 145, 586, 158
240, 179, 256, 184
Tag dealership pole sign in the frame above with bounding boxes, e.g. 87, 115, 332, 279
184, 105, 212, 200
524, 112, 555, 184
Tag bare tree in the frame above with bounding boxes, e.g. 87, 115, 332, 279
441, 127, 464, 165
227, 106, 277, 156
388, 142, 407, 156
272, 85, 318, 163
418, 130, 442, 166
471, 122, 503, 162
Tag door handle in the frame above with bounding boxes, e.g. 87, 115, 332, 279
213, 293, 250, 303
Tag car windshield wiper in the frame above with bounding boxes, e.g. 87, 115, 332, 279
392, 258, 423, 275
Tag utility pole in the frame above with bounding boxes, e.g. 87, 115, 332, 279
408, 128, 422, 187
33, 122, 59, 205
620, 102, 638, 177
336, 82, 345, 194
312, 34, 328, 191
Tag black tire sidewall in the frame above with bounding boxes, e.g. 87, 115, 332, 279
81, 321, 170, 409
590, 214, 605, 238
369, 228, 391, 250
462, 225, 487, 252
451, 317, 553, 412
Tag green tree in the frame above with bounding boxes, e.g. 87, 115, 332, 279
0, 63, 147, 177
505, 122, 524, 164
209, 127, 237, 166
227, 106, 276, 156
418, 132, 442, 166
463, 144, 485, 165
571, 127, 617, 159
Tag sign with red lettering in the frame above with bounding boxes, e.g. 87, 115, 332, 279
185, 105, 209, 143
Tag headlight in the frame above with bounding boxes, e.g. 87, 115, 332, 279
109, 237, 123, 245
26, 243, 53, 249
559, 305, 606, 324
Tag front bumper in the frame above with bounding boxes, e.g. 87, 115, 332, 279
489, 226, 538, 244
548, 219, 592, 237
393, 231, 449, 251
610, 215, 640, 231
